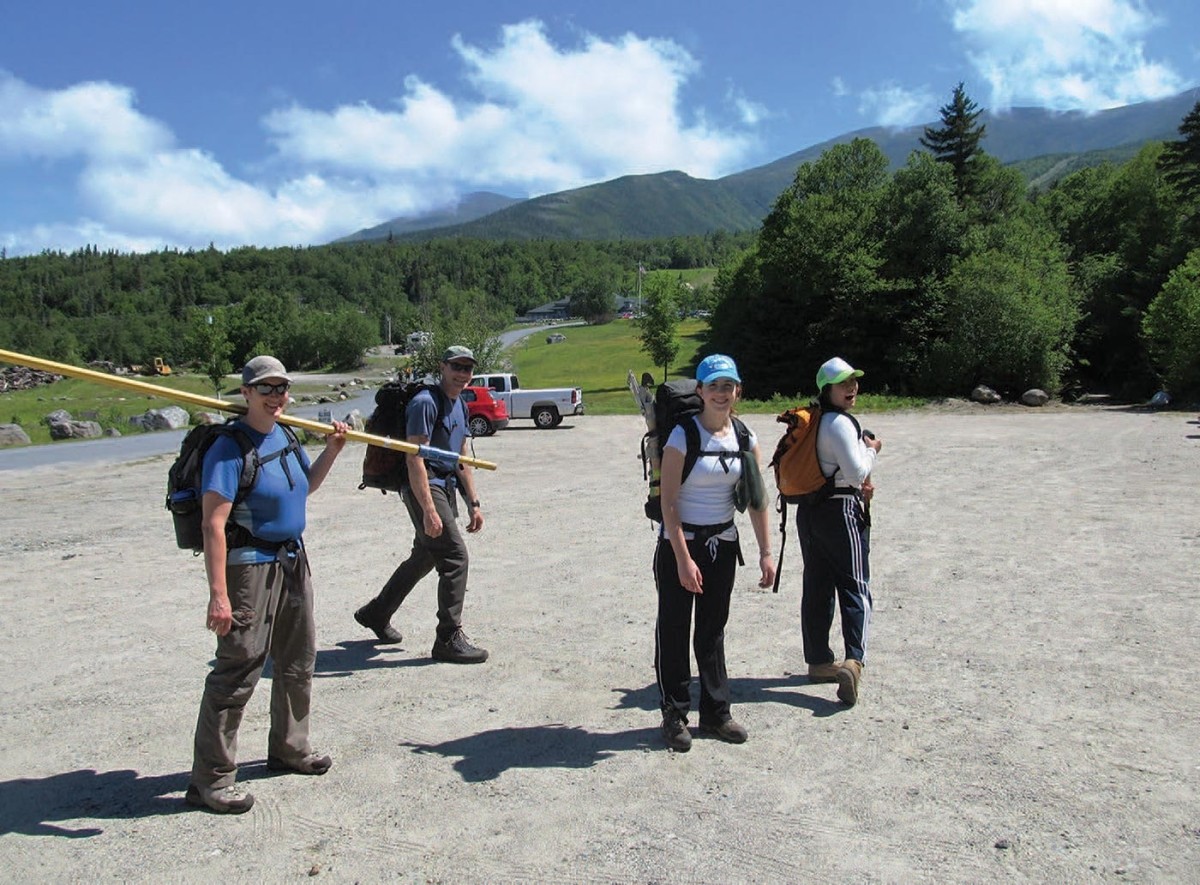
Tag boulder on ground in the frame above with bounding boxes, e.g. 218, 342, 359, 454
971, 385, 1001, 404
130, 406, 190, 431
48, 419, 102, 440
0, 424, 31, 447
1020, 389, 1050, 407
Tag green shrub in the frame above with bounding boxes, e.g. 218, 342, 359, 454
1143, 248, 1200, 398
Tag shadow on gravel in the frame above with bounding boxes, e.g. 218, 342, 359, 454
401, 724, 654, 782
0, 768, 190, 837
611, 677, 843, 718
311, 640, 437, 677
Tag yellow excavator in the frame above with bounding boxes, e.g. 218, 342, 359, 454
130, 357, 172, 376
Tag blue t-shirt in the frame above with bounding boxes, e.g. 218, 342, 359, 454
405, 387, 469, 487
201, 422, 311, 564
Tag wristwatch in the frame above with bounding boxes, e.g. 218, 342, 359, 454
469, 500, 481, 510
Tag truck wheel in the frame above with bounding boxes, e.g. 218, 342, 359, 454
469, 415, 493, 436
532, 406, 559, 428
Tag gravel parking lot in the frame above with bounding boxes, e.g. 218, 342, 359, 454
0, 407, 1197, 882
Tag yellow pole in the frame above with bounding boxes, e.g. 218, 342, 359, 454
0, 348, 498, 471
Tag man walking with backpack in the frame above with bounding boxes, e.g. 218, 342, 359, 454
353, 345, 488, 664
188, 355, 349, 814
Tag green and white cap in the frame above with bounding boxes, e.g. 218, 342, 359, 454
816, 356, 864, 391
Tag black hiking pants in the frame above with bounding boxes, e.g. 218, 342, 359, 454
653, 534, 739, 726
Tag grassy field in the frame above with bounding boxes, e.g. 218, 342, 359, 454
508, 319, 710, 415
507, 319, 924, 416
0, 374, 239, 445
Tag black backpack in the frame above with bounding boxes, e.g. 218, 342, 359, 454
165, 418, 304, 552
359, 381, 446, 493
640, 378, 752, 522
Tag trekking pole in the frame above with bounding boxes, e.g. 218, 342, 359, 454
0, 348, 498, 471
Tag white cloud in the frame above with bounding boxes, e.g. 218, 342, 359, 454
0, 21, 761, 255
0, 72, 173, 161
950, 0, 1187, 110
727, 85, 770, 126
858, 84, 936, 128
265, 20, 756, 192
0, 220, 168, 256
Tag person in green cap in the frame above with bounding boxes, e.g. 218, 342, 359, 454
796, 357, 882, 707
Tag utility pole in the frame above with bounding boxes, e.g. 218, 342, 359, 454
636, 264, 645, 315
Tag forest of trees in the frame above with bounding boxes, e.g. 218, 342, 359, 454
0, 233, 751, 374
706, 88, 1200, 400
2, 87, 1198, 401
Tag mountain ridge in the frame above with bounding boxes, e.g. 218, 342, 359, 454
337, 88, 1200, 244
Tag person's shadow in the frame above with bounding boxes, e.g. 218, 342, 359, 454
300, 640, 437, 678
611, 674, 843, 718
406, 674, 844, 783
402, 723, 653, 782
0, 760, 293, 836
0, 769, 186, 837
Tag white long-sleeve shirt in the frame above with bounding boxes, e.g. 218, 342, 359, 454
816, 411, 875, 489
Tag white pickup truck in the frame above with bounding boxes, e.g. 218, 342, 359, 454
469, 372, 585, 429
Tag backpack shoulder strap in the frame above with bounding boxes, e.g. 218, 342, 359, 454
214, 423, 261, 507
732, 416, 752, 452
275, 423, 310, 476
679, 416, 702, 484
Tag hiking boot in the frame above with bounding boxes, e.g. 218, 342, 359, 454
267, 751, 333, 776
807, 662, 841, 684
699, 718, 749, 744
661, 709, 692, 752
185, 783, 255, 814
836, 659, 863, 707
354, 606, 402, 644
431, 629, 489, 664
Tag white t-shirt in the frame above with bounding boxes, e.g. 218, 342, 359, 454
664, 416, 757, 539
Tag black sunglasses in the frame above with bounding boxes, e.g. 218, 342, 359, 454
445, 362, 475, 373
252, 381, 290, 395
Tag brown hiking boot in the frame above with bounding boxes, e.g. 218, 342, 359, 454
661, 708, 692, 752
185, 783, 255, 814
836, 659, 863, 707
807, 662, 841, 684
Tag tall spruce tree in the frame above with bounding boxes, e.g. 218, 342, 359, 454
1158, 99, 1200, 229
920, 82, 987, 201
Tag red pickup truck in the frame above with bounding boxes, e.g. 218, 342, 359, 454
461, 385, 509, 436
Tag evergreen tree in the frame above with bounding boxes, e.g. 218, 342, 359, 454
920, 83, 988, 201
1158, 100, 1200, 229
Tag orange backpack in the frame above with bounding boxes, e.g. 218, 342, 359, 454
767, 402, 851, 593
769, 403, 835, 501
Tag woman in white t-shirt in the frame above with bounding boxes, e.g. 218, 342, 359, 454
654, 354, 775, 752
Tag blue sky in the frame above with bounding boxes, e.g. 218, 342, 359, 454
1, 0, 1197, 256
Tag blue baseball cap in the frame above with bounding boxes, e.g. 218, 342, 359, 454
696, 354, 741, 385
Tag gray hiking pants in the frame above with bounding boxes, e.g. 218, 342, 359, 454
191, 547, 315, 790
367, 484, 469, 641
